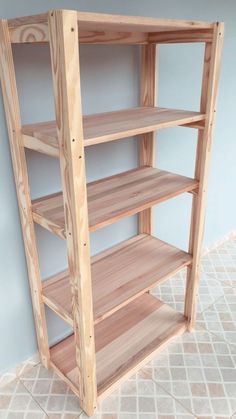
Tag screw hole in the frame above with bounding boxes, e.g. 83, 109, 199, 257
72, 138, 75, 142
71, 27, 74, 32
84, 243, 87, 246
79, 155, 82, 159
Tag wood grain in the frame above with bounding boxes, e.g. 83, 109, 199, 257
0, 19, 50, 367
42, 234, 192, 325
50, 293, 187, 397
149, 28, 213, 43
8, 11, 214, 44
184, 23, 224, 329
139, 45, 157, 234
48, 10, 96, 415
31, 166, 199, 238
22, 106, 205, 157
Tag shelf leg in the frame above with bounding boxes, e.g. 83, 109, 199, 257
139, 44, 157, 235
184, 23, 224, 330
0, 19, 50, 367
48, 10, 97, 416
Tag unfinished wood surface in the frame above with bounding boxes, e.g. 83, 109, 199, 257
22, 107, 205, 157
184, 23, 224, 329
50, 293, 187, 396
139, 45, 157, 234
31, 166, 198, 238
8, 11, 214, 44
149, 29, 213, 44
0, 19, 50, 367
48, 10, 96, 415
42, 234, 192, 326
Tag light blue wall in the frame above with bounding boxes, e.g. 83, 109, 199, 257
0, 0, 235, 373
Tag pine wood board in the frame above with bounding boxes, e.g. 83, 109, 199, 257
8, 12, 214, 45
0, 19, 50, 367
32, 166, 198, 238
22, 107, 205, 157
48, 10, 97, 413
42, 234, 192, 325
50, 293, 187, 396
139, 44, 157, 235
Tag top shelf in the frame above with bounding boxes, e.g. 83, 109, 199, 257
8, 11, 216, 44
22, 107, 205, 158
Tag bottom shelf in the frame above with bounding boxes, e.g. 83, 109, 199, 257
50, 293, 187, 397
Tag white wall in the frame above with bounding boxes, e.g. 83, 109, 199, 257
0, 0, 235, 373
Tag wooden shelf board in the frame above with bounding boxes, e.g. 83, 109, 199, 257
32, 166, 198, 238
50, 293, 187, 397
9, 12, 214, 44
22, 107, 205, 157
42, 234, 192, 326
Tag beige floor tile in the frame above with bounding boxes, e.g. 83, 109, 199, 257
198, 287, 236, 345
79, 374, 195, 418
143, 326, 236, 418
19, 364, 81, 418
202, 237, 236, 288
152, 269, 225, 314
0, 378, 47, 418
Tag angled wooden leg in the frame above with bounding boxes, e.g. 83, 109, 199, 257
48, 10, 97, 416
0, 19, 50, 367
185, 23, 224, 330
139, 44, 157, 234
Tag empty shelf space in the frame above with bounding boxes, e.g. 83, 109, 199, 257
32, 166, 198, 238
42, 234, 192, 326
50, 293, 187, 397
22, 107, 205, 157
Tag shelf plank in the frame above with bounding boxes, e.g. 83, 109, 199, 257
22, 107, 205, 157
32, 166, 198, 238
42, 234, 192, 326
50, 293, 187, 397
9, 12, 214, 44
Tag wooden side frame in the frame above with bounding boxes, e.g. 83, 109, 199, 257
139, 44, 157, 234
0, 19, 50, 367
184, 22, 224, 329
48, 10, 97, 416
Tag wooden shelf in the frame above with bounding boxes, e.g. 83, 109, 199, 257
9, 12, 214, 45
42, 234, 192, 326
32, 166, 198, 238
22, 107, 205, 157
1, 7, 223, 417
50, 293, 187, 397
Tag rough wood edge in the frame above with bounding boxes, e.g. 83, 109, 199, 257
0, 19, 50, 367
184, 22, 224, 329
48, 10, 97, 415
139, 44, 157, 235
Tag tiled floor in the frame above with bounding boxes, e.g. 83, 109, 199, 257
1, 236, 236, 419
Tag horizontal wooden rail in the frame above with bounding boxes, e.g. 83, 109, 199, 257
149, 29, 214, 44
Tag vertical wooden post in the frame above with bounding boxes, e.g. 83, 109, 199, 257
0, 20, 50, 367
139, 44, 157, 234
184, 23, 224, 329
48, 10, 97, 415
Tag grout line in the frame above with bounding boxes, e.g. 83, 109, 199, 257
20, 378, 50, 418
197, 321, 236, 351
151, 377, 197, 418
203, 230, 236, 255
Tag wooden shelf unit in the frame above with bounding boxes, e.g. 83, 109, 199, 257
0, 9, 224, 417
